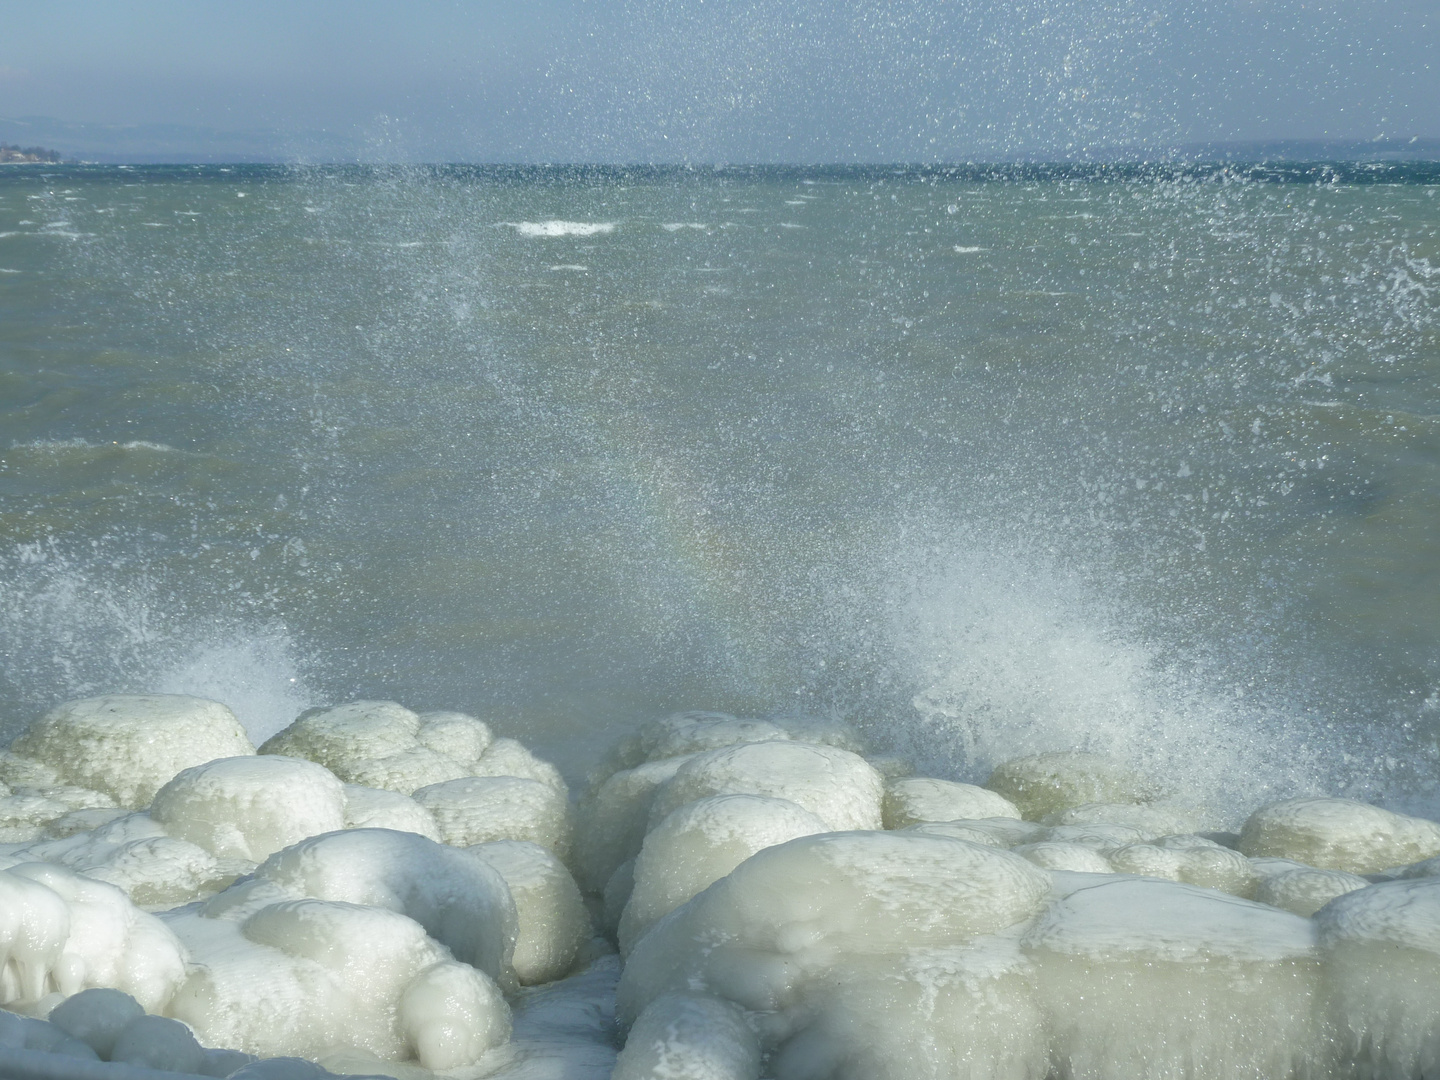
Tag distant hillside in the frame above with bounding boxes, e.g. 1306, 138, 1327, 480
0, 143, 64, 164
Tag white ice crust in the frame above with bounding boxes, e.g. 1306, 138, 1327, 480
882, 777, 1022, 828
1239, 796, 1440, 874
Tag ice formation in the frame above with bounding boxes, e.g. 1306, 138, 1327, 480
7, 694, 1440, 1080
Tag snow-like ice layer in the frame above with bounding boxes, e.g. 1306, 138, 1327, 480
574, 756, 695, 894
151, 756, 347, 864
414, 776, 572, 859
619, 795, 829, 955
1239, 797, 1440, 874
340, 785, 441, 842
1022, 877, 1323, 1078
488, 954, 620, 1080
10, 695, 256, 810
470, 737, 570, 794
1041, 823, 1144, 850
906, 818, 1045, 848
613, 993, 760, 1080
1255, 866, 1369, 916
468, 840, 591, 986
618, 832, 1051, 1030
0, 788, 117, 844
882, 778, 1021, 829
770, 938, 1048, 1080
985, 752, 1159, 821
415, 710, 493, 764
1106, 838, 1258, 896
648, 742, 883, 834
0, 863, 187, 1012
1316, 877, 1440, 1079
260, 701, 422, 774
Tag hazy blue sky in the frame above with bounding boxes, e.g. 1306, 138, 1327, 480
1, 0, 1435, 161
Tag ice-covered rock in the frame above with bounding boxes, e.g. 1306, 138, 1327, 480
619, 794, 829, 954
1106, 838, 1258, 897
648, 741, 883, 834
110, 1013, 207, 1073
1239, 797, 1440, 874
47, 987, 145, 1059
10, 695, 255, 810
0, 863, 187, 1012
1255, 866, 1370, 916
1022, 877, 1324, 1079
1315, 877, 1440, 1079
151, 755, 348, 863
770, 938, 1048, 1080
614, 993, 760, 1080
906, 817, 1045, 848
415, 710, 493, 765
618, 831, 1051, 1031
1044, 801, 1204, 838
469, 738, 569, 795
0, 1008, 100, 1059
341, 784, 441, 841
985, 752, 1159, 821
1042, 823, 1145, 850
260, 701, 422, 776
468, 840, 591, 986
414, 775, 572, 858
1012, 841, 1116, 874
882, 777, 1021, 829
574, 755, 696, 894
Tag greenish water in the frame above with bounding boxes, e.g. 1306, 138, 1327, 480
1, 163, 1436, 818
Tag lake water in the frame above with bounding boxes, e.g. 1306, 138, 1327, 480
1, 163, 1436, 823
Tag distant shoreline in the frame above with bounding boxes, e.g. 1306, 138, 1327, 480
0, 143, 65, 164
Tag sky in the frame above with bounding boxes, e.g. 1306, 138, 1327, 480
0, 0, 1436, 162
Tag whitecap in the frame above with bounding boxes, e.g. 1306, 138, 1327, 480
953, 245, 989, 253
507, 221, 616, 238
778, 223, 805, 230
548, 264, 589, 271
661, 223, 708, 232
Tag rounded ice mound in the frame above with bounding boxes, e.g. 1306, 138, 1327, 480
467, 840, 591, 986
260, 701, 422, 775
639, 711, 792, 764
1045, 802, 1204, 837
415, 711, 493, 765
413, 775, 572, 858
1013, 841, 1116, 874
151, 756, 347, 863
648, 741, 884, 833
470, 737, 569, 794
0, 793, 78, 843
618, 831, 1051, 1026
341, 784, 441, 841
770, 940, 1047, 1080
47, 987, 144, 1059
614, 993, 761, 1080
1107, 839, 1258, 897
1239, 797, 1440, 874
10, 695, 255, 810
619, 794, 830, 955
574, 755, 696, 893
907, 817, 1045, 848
882, 777, 1021, 829
0, 862, 187, 1012
245, 827, 518, 989
985, 752, 1159, 821
1042, 823, 1145, 850
1022, 877, 1323, 1078
342, 748, 471, 795
1255, 866, 1369, 916
171, 897, 511, 1069
1315, 877, 1440, 1079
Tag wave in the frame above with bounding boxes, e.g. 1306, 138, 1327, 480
506, 220, 616, 238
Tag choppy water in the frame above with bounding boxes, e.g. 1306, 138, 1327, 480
1, 163, 1436, 822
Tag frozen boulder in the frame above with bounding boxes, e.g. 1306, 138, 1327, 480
770, 939, 1048, 1080
151, 755, 347, 863
618, 831, 1051, 1029
0, 794, 76, 843
1239, 797, 1440, 874
1106, 837, 1258, 897
110, 1013, 206, 1073
614, 993, 761, 1080
1315, 877, 1440, 1079
882, 777, 1021, 829
637, 712, 793, 763
648, 741, 883, 833
1255, 867, 1369, 917
413, 775, 572, 858
0, 1009, 100, 1059
1013, 842, 1116, 874
10, 695, 255, 809
260, 701, 422, 775
341, 784, 441, 841
47, 987, 145, 1058
468, 840, 590, 985
1022, 877, 1324, 1079
0, 862, 187, 1012
415, 711, 493, 765
471, 737, 569, 794
169, 897, 510, 1069
985, 752, 1159, 821
243, 827, 518, 988
619, 795, 829, 954
342, 746, 471, 794
907, 817, 1045, 848
574, 755, 695, 893
1042, 823, 1145, 850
